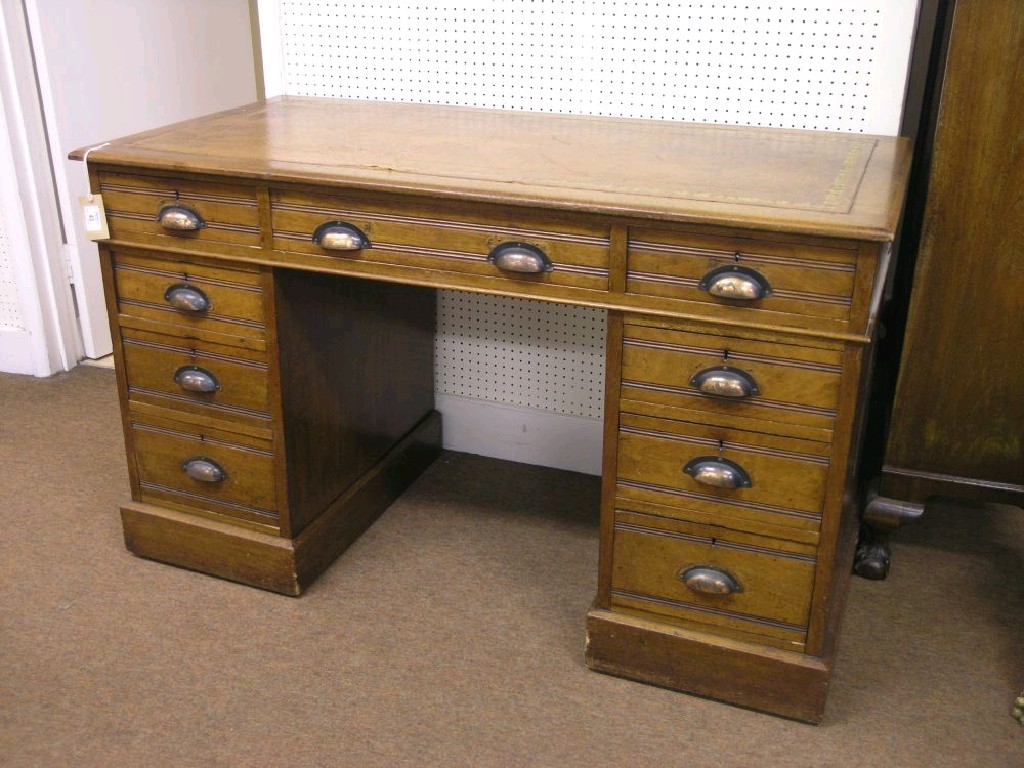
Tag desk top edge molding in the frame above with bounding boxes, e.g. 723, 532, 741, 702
72, 96, 912, 243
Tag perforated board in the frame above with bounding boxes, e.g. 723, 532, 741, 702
261, 1, 918, 467
0, 208, 24, 329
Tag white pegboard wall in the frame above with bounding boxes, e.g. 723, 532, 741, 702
436, 292, 606, 418
277, 0, 917, 134
0, 207, 25, 329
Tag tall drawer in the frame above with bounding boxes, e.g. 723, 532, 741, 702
627, 226, 860, 329
98, 171, 261, 250
130, 417, 279, 529
270, 189, 610, 292
620, 317, 843, 439
121, 327, 271, 430
616, 413, 830, 534
610, 509, 816, 648
112, 252, 267, 347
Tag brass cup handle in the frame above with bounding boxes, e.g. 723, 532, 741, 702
157, 203, 204, 231
698, 265, 772, 301
174, 365, 220, 393
164, 284, 211, 313
681, 566, 743, 596
312, 221, 371, 251
690, 366, 760, 398
683, 456, 752, 490
488, 242, 553, 274
182, 457, 227, 483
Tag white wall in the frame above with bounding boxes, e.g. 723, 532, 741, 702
0, 0, 258, 375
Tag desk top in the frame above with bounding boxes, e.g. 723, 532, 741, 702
75, 96, 911, 241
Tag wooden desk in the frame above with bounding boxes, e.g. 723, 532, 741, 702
75, 98, 910, 723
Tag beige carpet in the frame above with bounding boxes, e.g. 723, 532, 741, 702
1, 367, 1020, 767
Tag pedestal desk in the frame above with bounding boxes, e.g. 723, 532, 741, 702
74, 98, 910, 723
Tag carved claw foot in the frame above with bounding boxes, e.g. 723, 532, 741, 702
1013, 692, 1023, 725
855, 485, 925, 580
854, 524, 892, 580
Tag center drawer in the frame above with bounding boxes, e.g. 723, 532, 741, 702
270, 189, 610, 292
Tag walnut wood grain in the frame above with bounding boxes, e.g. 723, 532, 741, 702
880, 0, 1024, 504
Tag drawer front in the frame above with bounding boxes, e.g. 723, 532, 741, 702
121, 328, 271, 421
616, 413, 829, 534
610, 510, 816, 646
130, 419, 278, 528
627, 227, 859, 327
620, 318, 843, 437
99, 171, 261, 250
112, 252, 267, 344
270, 189, 610, 292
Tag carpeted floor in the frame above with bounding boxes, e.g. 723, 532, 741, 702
1, 366, 1021, 767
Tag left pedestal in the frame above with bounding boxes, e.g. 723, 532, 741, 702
101, 245, 439, 595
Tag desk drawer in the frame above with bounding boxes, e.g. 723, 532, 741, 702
130, 418, 278, 529
627, 227, 859, 327
610, 509, 816, 647
99, 171, 261, 250
614, 411, 831, 520
112, 252, 267, 346
620, 317, 843, 439
270, 190, 610, 291
121, 328, 271, 426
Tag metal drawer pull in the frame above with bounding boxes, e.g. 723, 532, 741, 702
683, 456, 753, 489
174, 365, 220, 393
699, 265, 772, 301
690, 366, 760, 398
157, 203, 204, 231
488, 242, 553, 273
164, 284, 211, 313
312, 221, 371, 251
182, 457, 227, 483
681, 566, 743, 596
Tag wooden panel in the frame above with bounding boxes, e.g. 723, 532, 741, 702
98, 170, 261, 249
610, 509, 816, 645
129, 418, 278, 528
273, 270, 437, 535
617, 412, 831, 516
881, 1, 1024, 502
620, 316, 843, 437
271, 188, 610, 292
628, 226, 859, 328
585, 608, 831, 724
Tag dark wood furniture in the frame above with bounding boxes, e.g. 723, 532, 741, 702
861, 0, 1023, 571
74, 98, 910, 723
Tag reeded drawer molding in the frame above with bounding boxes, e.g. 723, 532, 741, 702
610, 510, 817, 648
99, 171, 261, 249
617, 415, 831, 516
112, 251, 268, 345
620, 318, 844, 437
270, 189, 611, 292
626, 226, 863, 332
129, 418, 279, 530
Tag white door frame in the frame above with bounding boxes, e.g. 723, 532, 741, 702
0, 0, 80, 376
